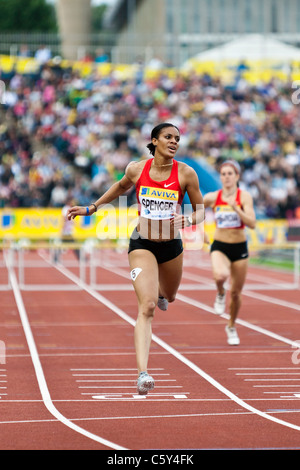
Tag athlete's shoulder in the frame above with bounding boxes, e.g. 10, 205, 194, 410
125, 159, 148, 183
177, 160, 198, 180
239, 188, 253, 204
203, 190, 219, 207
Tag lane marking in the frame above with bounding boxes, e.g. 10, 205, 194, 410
53, 261, 300, 433
70, 368, 164, 370
3, 406, 300, 427
88, 262, 300, 348
176, 293, 300, 348
91, 394, 188, 400
184, 262, 298, 290
229, 367, 300, 370
4, 254, 127, 451
182, 269, 300, 304
79, 385, 182, 389
72, 367, 182, 400
245, 379, 300, 382
236, 373, 300, 375
75, 379, 175, 382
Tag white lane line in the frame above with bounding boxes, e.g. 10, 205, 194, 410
243, 290, 300, 312
230, 368, 300, 370
72, 373, 170, 376
53, 261, 300, 433
183, 263, 297, 289
176, 293, 300, 348
89, 263, 300, 347
3, 406, 300, 427
0, 411, 259, 426
253, 385, 300, 391
76, 380, 175, 383
79, 385, 182, 390
70, 368, 163, 370
182, 270, 300, 307
245, 379, 300, 382
4, 255, 127, 451
236, 373, 300, 375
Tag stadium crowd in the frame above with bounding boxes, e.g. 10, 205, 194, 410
0, 57, 300, 219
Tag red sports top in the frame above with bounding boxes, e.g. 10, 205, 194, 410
135, 158, 184, 220
213, 188, 245, 229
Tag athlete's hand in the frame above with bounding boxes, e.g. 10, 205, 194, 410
204, 232, 210, 244
170, 213, 188, 229
67, 206, 87, 220
225, 195, 237, 210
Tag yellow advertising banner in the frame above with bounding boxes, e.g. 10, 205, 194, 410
204, 218, 289, 247
0, 208, 289, 246
0, 208, 62, 239
0, 207, 138, 240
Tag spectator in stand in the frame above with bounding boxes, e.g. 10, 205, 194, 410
34, 45, 51, 64
95, 48, 109, 63
0, 60, 299, 218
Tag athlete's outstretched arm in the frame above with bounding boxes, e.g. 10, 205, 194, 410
67, 163, 136, 220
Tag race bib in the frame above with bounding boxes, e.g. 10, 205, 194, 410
215, 205, 242, 229
139, 185, 179, 220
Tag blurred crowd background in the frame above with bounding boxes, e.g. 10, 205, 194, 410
1, 58, 300, 220
1, 0, 300, 222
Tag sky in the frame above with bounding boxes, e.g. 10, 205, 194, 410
92, 0, 117, 4
47, 0, 117, 5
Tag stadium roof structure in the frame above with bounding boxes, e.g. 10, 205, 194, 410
104, 0, 143, 29
185, 34, 300, 64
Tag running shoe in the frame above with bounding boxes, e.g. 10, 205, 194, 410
214, 291, 226, 314
225, 325, 240, 346
157, 296, 168, 311
137, 372, 155, 395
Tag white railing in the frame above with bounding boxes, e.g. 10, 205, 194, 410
0, 240, 299, 292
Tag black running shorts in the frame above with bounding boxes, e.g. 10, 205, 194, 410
128, 228, 183, 264
210, 240, 249, 263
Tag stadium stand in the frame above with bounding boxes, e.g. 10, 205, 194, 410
0, 54, 299, 220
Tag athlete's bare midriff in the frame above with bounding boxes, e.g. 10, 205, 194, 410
137, 217, 180, 242
214, 227, 247, 244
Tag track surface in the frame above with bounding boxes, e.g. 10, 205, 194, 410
0, 247, 300, 451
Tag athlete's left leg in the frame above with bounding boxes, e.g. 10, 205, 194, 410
229, 258, 248, 327
129, 249, 160, 375
158, 252, 184, 303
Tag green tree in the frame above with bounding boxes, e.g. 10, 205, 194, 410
91, 4, 107, 32
0, 0, 57, 32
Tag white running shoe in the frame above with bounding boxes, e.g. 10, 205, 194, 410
157, 296, 168, 311
214, 291, 226, 314
225, 325, 240, 346
137, 372, 155, 395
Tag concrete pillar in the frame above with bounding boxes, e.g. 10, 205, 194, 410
56, 0, 92, 60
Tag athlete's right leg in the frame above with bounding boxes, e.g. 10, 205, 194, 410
158, 252, 183, 303
211, 250, 231, 294
211, 250, 231, 314
128, 249, 159, 375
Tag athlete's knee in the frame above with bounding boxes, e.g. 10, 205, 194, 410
230, 287, 242, 302
214, 271, 228, 284
159, 289, 177, 303
139, 298, 156, 318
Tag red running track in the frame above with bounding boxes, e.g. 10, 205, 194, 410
0, 247, 300, 452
